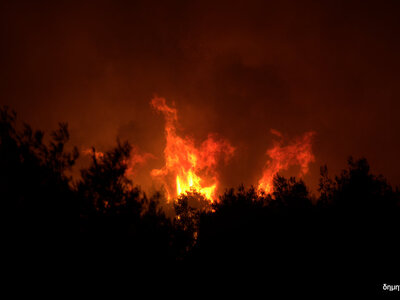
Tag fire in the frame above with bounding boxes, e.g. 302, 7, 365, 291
83, 103, 315, 201
150, 97, 235, 202
258, 130, 315, 194
82, 148, 105, 160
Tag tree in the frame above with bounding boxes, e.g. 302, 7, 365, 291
0, 106, 78, 234
317, 157, 399, 211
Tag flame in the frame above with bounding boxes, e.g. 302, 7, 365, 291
258, 130, 315, 194
150, 97, 234, 202
82, 148, 105, 160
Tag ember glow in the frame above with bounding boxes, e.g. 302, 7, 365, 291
82, 148, 105, 160
150, 97, 235, 202
258, 130, 316, 194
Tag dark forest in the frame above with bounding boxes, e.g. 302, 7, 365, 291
1, 107, 398, 295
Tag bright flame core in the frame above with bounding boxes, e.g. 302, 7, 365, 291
84, 101, 315, 202
150, 97, 234, 202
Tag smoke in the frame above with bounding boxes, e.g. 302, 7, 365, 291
1, 0, 400, 191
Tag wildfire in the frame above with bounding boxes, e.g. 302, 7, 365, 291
150, 97, 235, 202
258, 130, 315, 194
83, 101, 316, 201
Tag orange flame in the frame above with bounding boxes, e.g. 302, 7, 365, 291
258, 130, 315, 194
82, 148, 105, 160
150, 97, 235, 202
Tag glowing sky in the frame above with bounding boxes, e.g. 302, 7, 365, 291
1, 0, 399, 193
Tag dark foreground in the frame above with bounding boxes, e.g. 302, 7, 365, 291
1, 107, 398, 296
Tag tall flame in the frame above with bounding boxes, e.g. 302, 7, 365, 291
258, 130, 315, 194
150, 97, 235, 202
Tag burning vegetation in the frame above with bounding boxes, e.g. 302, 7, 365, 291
82, 97, 317, 203
150, 97, 235, 202
1, 105, 399, 291
258, 130, 315, 194
81, 97, 316, 202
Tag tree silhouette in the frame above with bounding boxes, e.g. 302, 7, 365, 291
78, 141, 141, 228
271, 175, 312, 210
315, 157, 400, 293
78, 141, 178, 265
319, 157, 398, 211
1, 106, 399, 294
0, 107, 78, 235
171, 191, 213, 260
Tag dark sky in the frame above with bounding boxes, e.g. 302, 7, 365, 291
1, 0, 399, 192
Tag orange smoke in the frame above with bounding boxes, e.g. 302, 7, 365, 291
258, 130, 315, 194
150, 97, 235, 202
125, 146, 156, 177
83, 146, 154, 177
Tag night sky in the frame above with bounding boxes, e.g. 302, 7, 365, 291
1, 0, 399, 193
